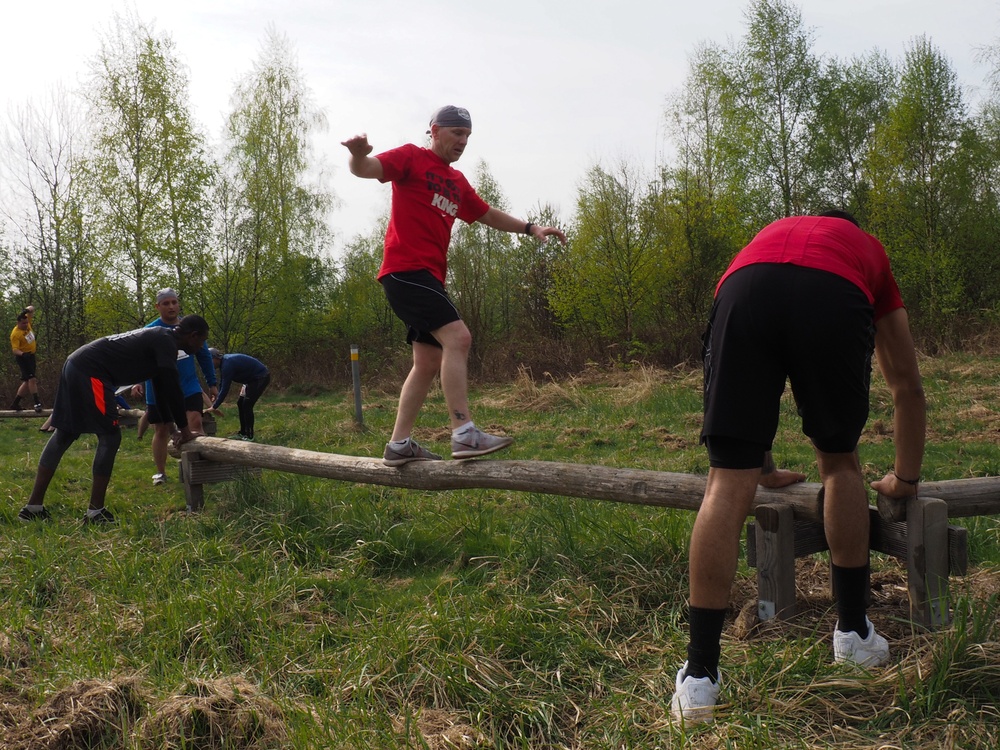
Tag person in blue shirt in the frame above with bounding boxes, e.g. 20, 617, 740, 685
133, 288, 217, 485
209, 348, 270, 441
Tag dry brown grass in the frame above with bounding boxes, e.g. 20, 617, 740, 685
391, 707, 486, 749
490, 365, 587, 412
4, 676, 144, 750
2, 675, 286, 750
136, 676, 286, 750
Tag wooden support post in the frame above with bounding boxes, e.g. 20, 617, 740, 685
181, 451, 205, 512
179, 450, 262, 513
906, 496, 950, 628
754, 504, 797, 621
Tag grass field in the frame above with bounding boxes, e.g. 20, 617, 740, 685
2, 355, 1000, 748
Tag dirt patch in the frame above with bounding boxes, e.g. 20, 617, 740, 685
642, 426, 692, 450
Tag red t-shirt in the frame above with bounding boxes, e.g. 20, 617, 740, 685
717, 215, 904, 320
375, 143, 490, 283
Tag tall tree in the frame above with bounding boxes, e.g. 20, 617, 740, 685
508, 201, 565, 340
549, 161, 663, 360
82, 13, 211, 330
723, 0, 821, 220
213, 26, 332, 350
329, 216, 398, 349
809, 52, 895, 220
868, 37, 969, 343
663, 42, 747, 359
448, 161, 519, 367
1, 89, 91, 355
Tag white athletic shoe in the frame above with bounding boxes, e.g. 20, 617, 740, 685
833, 617, 889, 667
152, 473, 167, 486
669, 662, 721, 725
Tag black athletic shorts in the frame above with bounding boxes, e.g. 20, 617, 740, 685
380, 270, 462, 347
16, 352, 36, 381
700, 263, 875, 468
148, 393, 203, 424
51, 360, 119, 435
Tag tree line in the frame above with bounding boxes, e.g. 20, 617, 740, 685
3, 1, 1000, 394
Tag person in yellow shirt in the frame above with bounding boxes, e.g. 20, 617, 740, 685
9, 305, 43, 412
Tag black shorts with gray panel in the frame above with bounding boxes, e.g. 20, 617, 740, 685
380, 270, 461, 347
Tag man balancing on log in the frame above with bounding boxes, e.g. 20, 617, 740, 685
16, 316, 209, 525
342, 105, 566, 466
670, 211, 926, 724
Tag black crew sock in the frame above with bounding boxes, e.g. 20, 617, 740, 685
685, 606, 727, 682
832, 563, 870, 637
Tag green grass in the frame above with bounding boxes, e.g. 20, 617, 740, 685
2, 355, 1000, 748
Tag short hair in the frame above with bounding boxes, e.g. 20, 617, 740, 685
176, 314, 208, 336
156, 288, 179, 303
16, 312, 28, 322
819, 209, 861, 227
208, 347, 223, 359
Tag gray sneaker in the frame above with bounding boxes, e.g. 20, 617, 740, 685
383, 439, 443, 467
451, 427, 513, 459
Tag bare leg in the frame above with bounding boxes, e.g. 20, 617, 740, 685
152, 423, 172, 475
689, 467, 761, 609
816, 449, 870, 568
431, 320, 473, 429
390, 342, 442, 441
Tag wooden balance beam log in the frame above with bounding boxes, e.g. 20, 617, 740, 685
176, 435, 825, 519
0, 409, 52, 418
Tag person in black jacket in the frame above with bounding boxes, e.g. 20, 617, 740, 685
17, 316, 210, 525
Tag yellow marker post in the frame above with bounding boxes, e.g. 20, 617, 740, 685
351, 345, 363, 427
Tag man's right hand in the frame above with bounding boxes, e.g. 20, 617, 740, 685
341, 134, 373, 156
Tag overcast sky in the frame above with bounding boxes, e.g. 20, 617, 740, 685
3, 0, 999, 253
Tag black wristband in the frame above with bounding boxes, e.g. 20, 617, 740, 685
524, 222, 534, 236
892, 470, 920, 485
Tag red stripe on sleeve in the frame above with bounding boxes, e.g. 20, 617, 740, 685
91, 377, 107, 414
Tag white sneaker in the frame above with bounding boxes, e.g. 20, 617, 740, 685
833, 617, 889, 667
152, 473, 167, 486
669, 662, 721, 725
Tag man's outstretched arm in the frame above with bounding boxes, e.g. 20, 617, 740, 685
477, 207, 567, 244
341, 134, 384, 180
